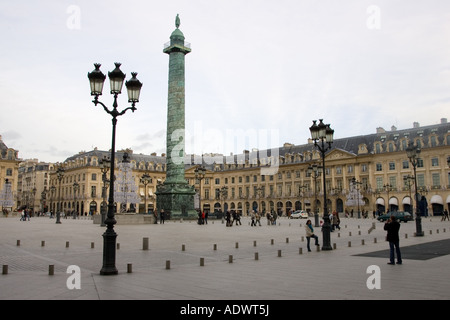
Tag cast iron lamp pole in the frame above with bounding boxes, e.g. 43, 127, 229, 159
88, 62, 143, 275
406, 142, 424, 237
56, 167, 65, 224
309, 119, 334, 250
307, 164, 322, 227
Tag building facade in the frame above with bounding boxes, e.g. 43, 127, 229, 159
47, 120, 450, 218
0, 135, 20, 211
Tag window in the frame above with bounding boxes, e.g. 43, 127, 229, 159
91, 186, 96, 197
389, 176, 397, 189
376, 163, 383, 171
417, 159, 424, 168
347, 165, 353, 173
431, 158, 439, 167
389, 162, 395, 170
215, 178, 220, 185
361, 164, 368, 172
6, 168, 12, 176
375, 143, 381, 153
402, 160, 409, 169
336, 166, 342, 174
430, 135, 437, 147
417, 174, 425, 187
388, 143, 394, 152
432, 173, 440, 188
92, 173, 97, 181
376, 177, 383, 190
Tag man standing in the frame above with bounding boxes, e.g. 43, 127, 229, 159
384, 215, 402, 265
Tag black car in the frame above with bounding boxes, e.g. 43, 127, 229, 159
377, 211, 413, 222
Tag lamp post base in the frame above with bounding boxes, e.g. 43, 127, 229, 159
321, 217, 333, 251
100, 227, 118, 275
414, 216, 424, 237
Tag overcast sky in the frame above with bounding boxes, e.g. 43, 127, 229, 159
0, 0, 449, 163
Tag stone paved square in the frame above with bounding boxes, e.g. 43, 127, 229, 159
1, 215, 450, 301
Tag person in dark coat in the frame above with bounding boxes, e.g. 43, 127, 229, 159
384, 215, 402, 265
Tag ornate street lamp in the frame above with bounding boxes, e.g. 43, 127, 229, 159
88, 62, 143, 275
309, 119, 334, 250
73, 182, 79, 219
406, 142, 424, 237
56, 167, 65, 224
99, 156, 110, 227
140, 173, 152, 214
194, 166, 206, 212
307, 164, 322, 227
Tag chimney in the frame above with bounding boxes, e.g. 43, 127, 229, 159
441, 118, 448, 124
413, 122, 420, 128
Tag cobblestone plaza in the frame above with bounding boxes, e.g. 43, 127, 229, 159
1, 214, 449, 301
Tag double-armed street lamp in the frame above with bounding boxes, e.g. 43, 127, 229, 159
405, 142, 424, 237
88, 62, 143, 275
194, 166, 206, 213
309, 119, 334, 250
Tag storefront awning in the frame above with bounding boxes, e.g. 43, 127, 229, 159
376, 198, 385, 205
402, 197, 411, 205
430, 195, 443, 205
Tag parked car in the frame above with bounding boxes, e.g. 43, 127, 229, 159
290, 210, 308, 219
377, 211, 413, 222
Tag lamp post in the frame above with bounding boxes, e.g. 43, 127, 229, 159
309, 119, 334, 250
88, 62, 143, 275
383, 183, 392, 214
406, 142, 424, 237
56, 167, 65, 224
73, 182, 79, 219
405, 175, 414, 214
307, 164, 322, 227
194, 166, 206, 213
99, 156, 110, 226
140, 173, 152, 214
352, 178, 363, 218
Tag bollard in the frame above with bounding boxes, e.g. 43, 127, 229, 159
405, 234, 408, 239
143, 237, 149, 250
229, 255, 233, 263
255, 252, 259, 260
253, 240, 257, 247
374, 238, 377, 243
348, 241, 351, 247
271, 239, 274, 245
430, 230, 432, 235
117, 243, 120, 250
182, 244, 186, 251
235, 242, 239, 249
316, 245, 320, 252
338, 233, 340, 238
48, 265, 54, 275
301, 236, 304, 242
299, 247, 303, 255
166, 260, 171, 270
127, 263, 132, 273
213, 244, 217, 251
333, 243, 336, 250
349, 232, 352, 236
16, 240, 20, 246
2, 265, 8, 275
286, 237, 289, 243
200, 258, 204, 266
91, 242, 95, 249
361, 239, 365, 245
358, 231, 361, 235
66, 241, 69, 248
278, 250, 282, 257
41, 241, 45, 247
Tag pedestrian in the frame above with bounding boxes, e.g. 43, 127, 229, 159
160, 209, 165, 224
204, 211, 208, 224
251, 211, 256, 226
255, 211, 261, 226
305, 219, 319, 252
226, 210, 231, 227
441, 209, 449, 221
384, 215, 402, 265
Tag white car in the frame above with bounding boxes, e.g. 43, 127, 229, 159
290, 210, 308, 219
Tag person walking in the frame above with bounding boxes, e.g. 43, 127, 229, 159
160, 209, 165, 224
384, 215, 402, 265
305, 219, 319, 252
441, 209, 449, 221
251, 211, 256, 226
